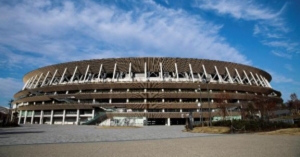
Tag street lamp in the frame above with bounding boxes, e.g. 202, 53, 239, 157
198, 85, 203, 127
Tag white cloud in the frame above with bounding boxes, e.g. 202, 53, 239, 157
197, 0, 284, 21
263, 41, 298, 52
268, 71, 296, 84
0, 0, 251, 69
284, 64, 293, 72
271, 50, 292, 59
0, 77, 23, 106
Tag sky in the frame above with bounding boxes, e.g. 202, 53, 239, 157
0, 0, 299, 107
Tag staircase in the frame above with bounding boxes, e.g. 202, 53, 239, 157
82, 112, 107, 125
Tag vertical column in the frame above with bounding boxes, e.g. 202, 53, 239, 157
160, 62, 163, 81
202, 65, 208, 78
18, 110, 22, 124
39, 110, 44, 124
62, 109, 66, 125
92, 108, 95, 119
76, 109, 80, 125
112, 63, 117, 82
31, 110, 35, 124
50, 110, 54, 125
144, 62, 147, 81
128, 62, 132, 81
97, 64, 103, 82
175, 63, 179, 82
189, 64, 194, 82
23, 110, 27, 124
83, 65, 90, 82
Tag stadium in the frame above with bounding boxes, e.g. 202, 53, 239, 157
13, 57, 282, 126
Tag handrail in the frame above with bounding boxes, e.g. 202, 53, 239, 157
81, 112, 107, 125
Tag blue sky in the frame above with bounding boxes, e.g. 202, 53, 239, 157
0, 0, 299, 107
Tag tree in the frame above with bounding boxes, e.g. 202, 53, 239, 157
5, 99, 13, 124
287, 93, 300, 115
215, 93, 230, 120
252, 96, 277, 121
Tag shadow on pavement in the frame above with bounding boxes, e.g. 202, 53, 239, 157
0, 131, 44, 135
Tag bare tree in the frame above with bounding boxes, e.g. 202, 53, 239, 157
252, 96, 277, 121
5, 99, 13, 124
215, 93, 230, 120
287, 93, 300, 115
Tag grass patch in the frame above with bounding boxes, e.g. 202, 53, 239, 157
187, 127, 230, 134
257, 128, 300, 135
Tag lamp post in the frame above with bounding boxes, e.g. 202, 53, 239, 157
198, 85, 203, 127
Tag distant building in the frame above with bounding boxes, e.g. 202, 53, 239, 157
13, 57, 282, 125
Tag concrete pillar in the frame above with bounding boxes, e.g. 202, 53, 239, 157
18, 110, 22, 124
23, 110, 27, 124
31, 110, 35, 124
39, 110, 44, 124
50, 110, 54, 125
92, 109, 95, 118
165, 118, 170, 126
62, 109, 66, 125
76, 109, 80, 125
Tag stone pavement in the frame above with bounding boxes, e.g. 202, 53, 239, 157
1, 125, 300, 157
0, 124, 213, 145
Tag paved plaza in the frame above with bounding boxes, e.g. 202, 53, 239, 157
0, 125, 212, 145
1, 125, 300, 157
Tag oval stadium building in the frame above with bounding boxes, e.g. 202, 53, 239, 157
13, 57, 282, 126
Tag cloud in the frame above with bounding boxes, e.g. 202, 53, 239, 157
263, 41, 298, 52
197, 0, 284, 21
271, 50, 292, 59
196, 0, 299, 58
0, 77, 23, 106
269, 71, 295, 84
284, 64, 293, 72
0, 0, 251, 70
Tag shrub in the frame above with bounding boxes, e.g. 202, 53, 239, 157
193, 120, 294, 133
1, 122, 20, 128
